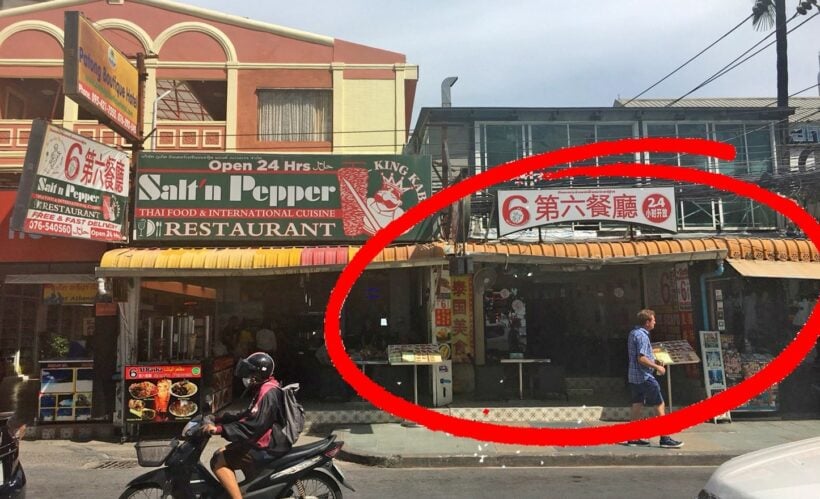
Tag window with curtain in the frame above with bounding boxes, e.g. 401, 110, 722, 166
257, 89, 332, 142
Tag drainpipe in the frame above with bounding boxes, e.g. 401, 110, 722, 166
700, 260, 725, 331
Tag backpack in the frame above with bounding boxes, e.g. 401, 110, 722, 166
275, 383, 306, 446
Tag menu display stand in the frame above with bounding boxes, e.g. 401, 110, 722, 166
387, 345, 443, 427
699, 331, 732, 423
651, 340, 700, 412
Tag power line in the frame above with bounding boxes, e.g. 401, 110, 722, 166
622, 14, 753, 105
667, 12, 818, 106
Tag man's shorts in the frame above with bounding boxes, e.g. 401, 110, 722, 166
221, 442, 286, 480
629, 377, 664, 406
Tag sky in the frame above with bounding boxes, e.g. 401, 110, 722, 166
186, 0, 819, 122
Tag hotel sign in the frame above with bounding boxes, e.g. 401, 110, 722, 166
133, 152, 432, 242
498, 187, 677, 236
64, 11, 140, 142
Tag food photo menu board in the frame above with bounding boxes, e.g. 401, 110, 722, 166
124, 364, 201, 423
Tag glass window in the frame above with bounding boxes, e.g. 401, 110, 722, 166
257, 90, 332, 142
485, 125, 523, 167
568, 124, 596, 166
721, 197, 754, 228
676, 124, 709, 170
714, 124, 748, 175
745, 126, 773, 175
531, 124, 568, 156
646, 124, 678, 166
751, 201, 777, 228
595, 124, 636, 166
680, 200, 715, 229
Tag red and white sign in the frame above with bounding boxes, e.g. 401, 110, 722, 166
498, 187, 676, 236
11, 120, 130, 242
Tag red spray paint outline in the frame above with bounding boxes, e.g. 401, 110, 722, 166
324, 138, 820, 446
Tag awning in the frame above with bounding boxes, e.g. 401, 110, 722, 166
727, 259, 820, 280
4, 274, 97, 284
96, 243, 447, 277
462, 237, 818, 267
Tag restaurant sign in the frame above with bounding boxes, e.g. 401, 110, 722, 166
124, 364, 201, 424
11, 119, 130, 242
134, 153, 432, 242
498, 187, 677, 236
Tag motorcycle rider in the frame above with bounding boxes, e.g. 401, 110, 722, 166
203, 352, 292, 499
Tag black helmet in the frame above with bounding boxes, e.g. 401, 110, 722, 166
235, 352, 275, 385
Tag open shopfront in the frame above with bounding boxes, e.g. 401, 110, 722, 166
98, 245, 445, 428
704, 259, 820, 414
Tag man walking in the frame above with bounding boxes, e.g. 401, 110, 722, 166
626, 309, 683, 448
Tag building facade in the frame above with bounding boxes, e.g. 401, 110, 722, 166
407, 103, 820, 415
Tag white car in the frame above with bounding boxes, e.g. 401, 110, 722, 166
698, 436, 820, 498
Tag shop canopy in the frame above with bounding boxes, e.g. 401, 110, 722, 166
726, 259, 820, 280
97, 237, 818, 278
96, 243, 447, 277
462, 237, 819, 270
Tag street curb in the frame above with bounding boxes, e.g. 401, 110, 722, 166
337, 447, 737, 468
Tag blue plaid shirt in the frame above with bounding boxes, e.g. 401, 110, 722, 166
627, 326, 655, 384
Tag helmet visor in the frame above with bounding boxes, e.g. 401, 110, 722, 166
234, 358, 256, 379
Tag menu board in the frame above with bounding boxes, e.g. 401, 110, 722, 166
38, 360, 93, 422
699, 330, 731, 422
651, 340, 700, 365
124, 364, 201, 423
388, 344, 443, 364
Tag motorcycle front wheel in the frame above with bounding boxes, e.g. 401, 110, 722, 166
278, 470, 343, 499
118, 484, 171, 499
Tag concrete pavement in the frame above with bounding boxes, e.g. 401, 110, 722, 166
17, 417, 820, 469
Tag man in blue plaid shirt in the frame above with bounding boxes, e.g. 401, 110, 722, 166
625, 309, 684, 449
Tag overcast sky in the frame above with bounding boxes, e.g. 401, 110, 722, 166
186, 0, 819, 122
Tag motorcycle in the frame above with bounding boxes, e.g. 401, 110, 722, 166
0, 412, 26, 498
119, 398, 353, 499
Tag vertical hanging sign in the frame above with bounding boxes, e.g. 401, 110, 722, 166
449, 274, 474, 363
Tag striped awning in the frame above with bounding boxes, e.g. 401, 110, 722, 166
97, 243, 447, 277
462, 237, 819, 266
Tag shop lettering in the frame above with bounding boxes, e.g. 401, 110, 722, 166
163, 221, 336, 238
138, 175, 200, 201
64, 183, 100, 204
228, 176, 337, 207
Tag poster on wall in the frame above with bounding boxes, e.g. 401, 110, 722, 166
133, 153, 431, 242
432, 267, 452, 360
38, 360, 93, 422
124, 364, 201, 424
11, 120, 130, 242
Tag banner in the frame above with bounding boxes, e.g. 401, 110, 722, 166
134, 152, 432, 242
11, 120, 130, 242
124, 364, 202, 424
498, 187, 677, 236
449, 274, 474, 363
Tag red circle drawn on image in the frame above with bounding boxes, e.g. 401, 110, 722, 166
324, 138, 820, 446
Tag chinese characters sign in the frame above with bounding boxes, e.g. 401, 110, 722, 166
498, 187, 676, 236
450, 275, 474, 363
64, 11, 140, 142
11, 120, 129, 242
134, 152, 431, 242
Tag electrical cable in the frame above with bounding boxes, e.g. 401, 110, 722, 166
622, 14, 753, 106
667, 12, 818, 106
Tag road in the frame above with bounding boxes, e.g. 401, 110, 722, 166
25, 460, 715, 498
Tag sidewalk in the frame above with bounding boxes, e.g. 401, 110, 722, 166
19, 418, 819, 469
325, 418, 820, 467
